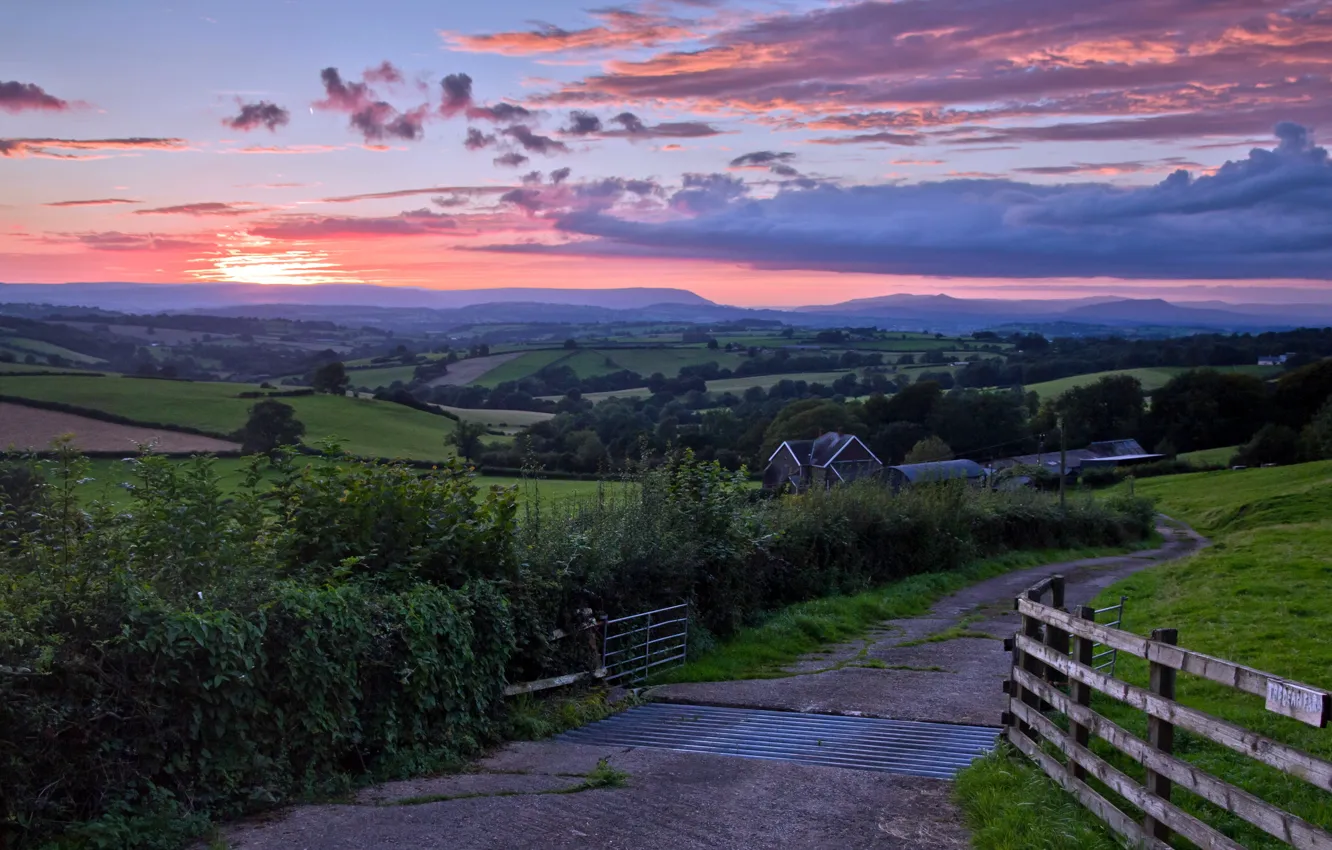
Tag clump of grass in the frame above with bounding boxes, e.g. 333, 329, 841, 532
955, 743, 1121, 850
896, 626, 997, 648
502, 689, 625, 741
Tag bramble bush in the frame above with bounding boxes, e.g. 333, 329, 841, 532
0, 444, 1154, 848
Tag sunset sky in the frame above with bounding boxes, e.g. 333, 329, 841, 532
3, 0, 1331, 306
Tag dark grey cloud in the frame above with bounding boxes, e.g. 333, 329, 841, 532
314, 66, 427, 142
224, 101, 291, 133
512, 125, 1332, 281
440, 73, 474, 117
0, 80, 71, 113
670, 172, 748, 214
600, 113, 722, 139
809, 131, 923, 146
501, 124, 569, 155
521, 170, 544, 185
494, 152, 530, 168
564, 110, 603, 135
611, 112, 645, 133
728, 151, 795, 168
465, 127, 497, 150
469, 102, 533, 122
550, 166, 572, 184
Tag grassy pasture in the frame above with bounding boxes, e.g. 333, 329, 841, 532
958, 460, 1332, 849
1026, 365, 1281, 399
0, 374, 454, 460
471, 349, 569, 387
1178, 444, 1239, 467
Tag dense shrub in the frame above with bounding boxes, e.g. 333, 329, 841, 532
1, 447, 1154, 847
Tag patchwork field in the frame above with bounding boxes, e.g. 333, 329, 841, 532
0, 375, 454, 460
470, 349, 568, 387
1025, 364, 1281, 399
428, 351, 524, 386
0, 402, 240, 453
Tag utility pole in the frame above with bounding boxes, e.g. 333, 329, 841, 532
1058, 415, 1067, 511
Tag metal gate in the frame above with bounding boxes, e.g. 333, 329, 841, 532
601, 602, 688, 685
1091, 595, 1127, 676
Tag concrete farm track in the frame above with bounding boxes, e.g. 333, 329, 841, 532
223, 520, 1206, 850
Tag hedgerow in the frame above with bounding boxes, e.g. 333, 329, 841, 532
0, 444, 1154, 848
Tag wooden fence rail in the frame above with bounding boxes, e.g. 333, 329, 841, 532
1002, 574, 1332, 850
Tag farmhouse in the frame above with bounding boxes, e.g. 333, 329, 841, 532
762, 431, 883, 492
884, 459, 987, 492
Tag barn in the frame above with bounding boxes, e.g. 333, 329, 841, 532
762, 431, 883, 493
884, 459, 987, 492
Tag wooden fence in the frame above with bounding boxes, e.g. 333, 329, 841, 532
1002, 574, 1332, 850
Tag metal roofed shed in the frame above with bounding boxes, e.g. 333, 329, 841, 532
885, 459, 987, 492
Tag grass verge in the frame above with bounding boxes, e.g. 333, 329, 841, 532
655, 541, 1158, 684
955, 460, 1332, 850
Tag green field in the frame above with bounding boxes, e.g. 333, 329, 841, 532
548, 370, 859, 403
1026, 365, 1280, 399
0, 362, 100, 375
438, 406, 554, 433
0, 335, 105, 365
472, 349, 569, 387
344, 363, 421, 388
1177, 444, 1239, 467
597, 347, 747, 376
72, 456, 619, 508
0, 374, 455, 460
959, 461, 1332, 849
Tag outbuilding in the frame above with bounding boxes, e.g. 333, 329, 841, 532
884, 459, 987, 492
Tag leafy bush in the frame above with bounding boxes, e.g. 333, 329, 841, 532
0, 446, 1154, 847
0, 449, 514, 848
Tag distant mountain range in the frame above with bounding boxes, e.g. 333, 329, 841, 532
3, 282, 1331, 332
0, 282, 713, 312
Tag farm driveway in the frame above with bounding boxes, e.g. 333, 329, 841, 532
223, 520, 1205, 850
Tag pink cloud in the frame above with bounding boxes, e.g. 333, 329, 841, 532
135, 202, 271, 217
443, 9, 697, 55
249, 209, 462, 240
44, 198, 142, 207
519, 0, 1332, 144
0, 137, 188, 159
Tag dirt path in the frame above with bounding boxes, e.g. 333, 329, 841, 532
223, 520, 1206, 850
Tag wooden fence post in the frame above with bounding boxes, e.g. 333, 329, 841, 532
1043, 576, 1069, 691
1069, 605, 1096, 782
1144, 627, 1178, 842
1018, 587, 1045, 736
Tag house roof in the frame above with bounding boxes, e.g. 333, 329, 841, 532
769, 432, 882, 468
889, 459, 986, 482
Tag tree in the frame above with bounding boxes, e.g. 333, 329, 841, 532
1233, 424, 1301, 467
1052, 375, 1145, 446
448, 419, 487, 462
1145, 369, 1268, 452
563, 338, 578, 350
311, 361, 350, 395
236, 400, 305, 455
1301, 397, 1332, 460
904, 436, 954, 464
706, 337, 720, 350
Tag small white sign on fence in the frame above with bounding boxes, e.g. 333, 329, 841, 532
1264, 679, 1330, 728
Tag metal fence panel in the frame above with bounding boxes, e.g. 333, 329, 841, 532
602, 602, 688, 684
